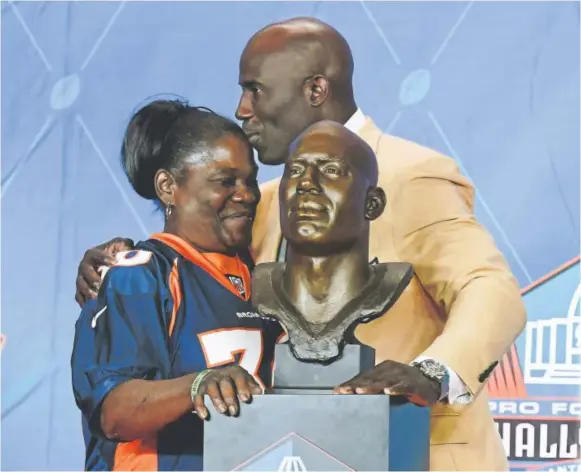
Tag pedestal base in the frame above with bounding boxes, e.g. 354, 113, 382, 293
203, 393, 430, 471
272, 343, 375, 389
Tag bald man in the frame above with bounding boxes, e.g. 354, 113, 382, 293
76, 17, 525, 471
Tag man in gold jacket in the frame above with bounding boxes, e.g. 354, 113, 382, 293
238, 17, 526, 471
76, 17, 526, 471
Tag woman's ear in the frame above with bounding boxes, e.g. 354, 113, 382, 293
154, 168, 177, 207
365, 186, 386, 221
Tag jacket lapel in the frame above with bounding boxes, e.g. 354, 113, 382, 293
358, 117, 384, 155
252, 178, 283, 264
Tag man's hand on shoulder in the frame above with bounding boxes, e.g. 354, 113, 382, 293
333, 359, 441, 406
75, 237, 135, 307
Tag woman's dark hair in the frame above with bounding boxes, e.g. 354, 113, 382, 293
121, 98, 250, 201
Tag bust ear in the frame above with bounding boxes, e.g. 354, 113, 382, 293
365, 186, 386, 221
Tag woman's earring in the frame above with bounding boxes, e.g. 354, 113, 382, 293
165, 202, 173, 220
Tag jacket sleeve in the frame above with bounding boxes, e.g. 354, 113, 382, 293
390, 155, 527, 397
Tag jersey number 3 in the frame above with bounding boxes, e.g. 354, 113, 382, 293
198, 328, 265, 388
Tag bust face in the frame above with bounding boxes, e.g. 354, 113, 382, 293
279, 129, 371, 250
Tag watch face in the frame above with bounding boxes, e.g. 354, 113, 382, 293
421, 360, 447, 379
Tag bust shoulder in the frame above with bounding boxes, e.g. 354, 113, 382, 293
251, 262, 285, 315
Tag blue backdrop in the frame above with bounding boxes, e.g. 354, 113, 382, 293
1, 1, 579, 470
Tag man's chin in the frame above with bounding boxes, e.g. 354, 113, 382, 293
286, 227, 326, 247
296, 224, 324, 239
285, 230, 358, 257
255, 147, 287, 166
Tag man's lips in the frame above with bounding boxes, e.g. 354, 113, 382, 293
246, 133, 261, 146
243, 128, 261, 146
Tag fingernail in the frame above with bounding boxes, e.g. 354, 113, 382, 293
90, 290, 98, 298
218, 404, 227, 413
229, 406, 237, 415
384, 388, 393, 395
240, 394, 249, 402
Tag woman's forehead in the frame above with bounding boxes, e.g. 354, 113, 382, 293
184, 151, 256, 179
183, 135, 252, 166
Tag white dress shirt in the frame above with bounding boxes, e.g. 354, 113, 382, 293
343, 109, 473, 405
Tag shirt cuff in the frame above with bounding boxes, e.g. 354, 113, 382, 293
412, 356, 473, 405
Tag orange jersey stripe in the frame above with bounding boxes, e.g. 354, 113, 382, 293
150, 233, 251, 301
113, 438, 157, 471
168, 258, 182, 337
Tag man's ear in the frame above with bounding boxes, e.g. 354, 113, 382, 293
365, 186, 386, 221
304, 75, 329, 107
154, 168, 177, 206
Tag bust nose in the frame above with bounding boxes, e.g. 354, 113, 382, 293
297, 167, 321, 194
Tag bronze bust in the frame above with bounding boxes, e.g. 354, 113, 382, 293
252, 121, 413, 363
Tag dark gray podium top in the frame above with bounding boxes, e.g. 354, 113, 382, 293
272, 343, 376, 391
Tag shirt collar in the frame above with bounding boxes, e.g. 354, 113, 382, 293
343, 108, 366, 134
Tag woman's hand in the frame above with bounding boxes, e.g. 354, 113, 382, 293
191, 366, 263, 420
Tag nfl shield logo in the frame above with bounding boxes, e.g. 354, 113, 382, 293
227, 275, 246, 297
232, 432, 353, 471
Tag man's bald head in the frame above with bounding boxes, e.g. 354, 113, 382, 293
244, 18, 354, 93
279, 120, 386, 250
235, 17, 358, 166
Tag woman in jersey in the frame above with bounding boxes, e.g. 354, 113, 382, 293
71, 100, 283, 471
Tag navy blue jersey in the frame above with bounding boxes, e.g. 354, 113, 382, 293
71, 233, 283, 471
